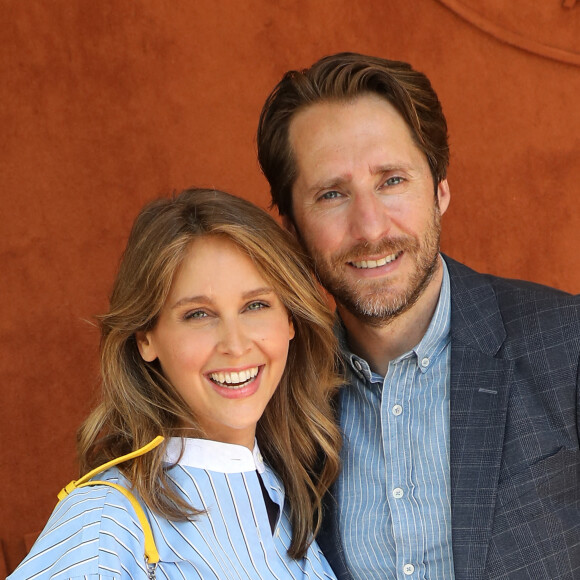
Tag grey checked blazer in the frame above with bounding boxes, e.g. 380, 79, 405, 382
317, 256, 580, 580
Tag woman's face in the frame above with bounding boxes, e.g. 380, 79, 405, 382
137, 236, 294, 449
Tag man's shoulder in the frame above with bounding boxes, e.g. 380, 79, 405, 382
444, 254, 579, 307
444, 255, 580, 354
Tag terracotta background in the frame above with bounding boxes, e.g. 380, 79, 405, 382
1, 0, 578, 575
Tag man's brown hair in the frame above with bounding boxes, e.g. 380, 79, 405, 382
257, 52, 449, 220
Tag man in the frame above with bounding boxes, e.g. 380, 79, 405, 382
257, 53, 580, 580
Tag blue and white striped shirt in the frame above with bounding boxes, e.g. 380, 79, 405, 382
337, 258, 454, 580
9, 438, 337, 580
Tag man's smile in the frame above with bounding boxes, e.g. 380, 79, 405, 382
349, 251, 403, 270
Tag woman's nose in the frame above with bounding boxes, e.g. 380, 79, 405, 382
217, 318, 252, 357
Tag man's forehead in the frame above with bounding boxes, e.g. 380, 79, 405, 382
290, 93, 404, 126
289, 95, 411, 152
289, 97, 421, 182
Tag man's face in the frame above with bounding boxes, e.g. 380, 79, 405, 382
287, 94, 450, 326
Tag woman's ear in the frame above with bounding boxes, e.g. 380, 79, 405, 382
288, 315, 295, 341
135, 331, 158, 362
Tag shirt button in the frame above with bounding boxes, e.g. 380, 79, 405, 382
392, 404, 403, 416
353, 360, 362, 371
421, 357, 430, 368
403, 563, 415, 575
392, 487, 404, 499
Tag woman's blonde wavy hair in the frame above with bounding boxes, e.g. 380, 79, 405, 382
78, 187, 342, 559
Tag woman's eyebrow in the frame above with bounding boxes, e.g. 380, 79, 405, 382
170, 295, 209, 310
170, 287, 274, 310
242, 287, 275, 299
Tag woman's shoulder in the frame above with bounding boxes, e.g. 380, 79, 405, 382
49, 467, 139, 525
8, 468, 150, 580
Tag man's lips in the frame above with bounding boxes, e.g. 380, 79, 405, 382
348, 250, 403, 269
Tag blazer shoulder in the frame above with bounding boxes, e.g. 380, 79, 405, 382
444, 255, 580, 357
444, 255, 580, 312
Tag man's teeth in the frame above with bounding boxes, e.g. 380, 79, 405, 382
351, 252, 400, 269
209, 367, 259, 389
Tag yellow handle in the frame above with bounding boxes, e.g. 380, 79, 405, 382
58, 435, 165, 499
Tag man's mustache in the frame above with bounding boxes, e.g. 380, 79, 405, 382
333, 236, 418, 264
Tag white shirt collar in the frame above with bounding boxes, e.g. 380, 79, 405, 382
164, 437, 266, 474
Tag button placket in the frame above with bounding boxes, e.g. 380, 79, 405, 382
382, 360, 414, 572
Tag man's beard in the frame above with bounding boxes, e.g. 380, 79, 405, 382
307, 205, 442, 327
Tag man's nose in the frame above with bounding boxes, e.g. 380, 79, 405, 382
348, 191, 392, 243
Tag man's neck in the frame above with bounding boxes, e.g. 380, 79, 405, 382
338, 259, 445, 376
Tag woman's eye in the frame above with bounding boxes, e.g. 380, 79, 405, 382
246, 301, 269, 311
184, 310, 207, 320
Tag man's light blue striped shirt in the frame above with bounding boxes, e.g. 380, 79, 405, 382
337, 258, 455, 580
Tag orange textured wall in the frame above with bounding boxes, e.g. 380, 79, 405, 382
1, 0, 578, 573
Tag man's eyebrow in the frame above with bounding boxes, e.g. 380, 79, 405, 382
170, 287, 275, 310
370, 163, 415, 175
308, 164, 416, 193
308, 175, 351, 194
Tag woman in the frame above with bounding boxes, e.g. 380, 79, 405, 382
9, 188, 341, 579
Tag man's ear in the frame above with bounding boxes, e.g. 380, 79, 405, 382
135, 331, 158, 362
437, 179, 451, 216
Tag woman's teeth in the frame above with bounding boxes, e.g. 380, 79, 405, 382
209, 367, 259, 389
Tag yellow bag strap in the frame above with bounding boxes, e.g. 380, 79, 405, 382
73, 480, 160, 565
57, 436, 165, 568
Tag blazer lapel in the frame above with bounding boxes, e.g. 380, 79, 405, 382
445, 256, 513, 580
317, 385, 354, 580
318, 482, 353, 580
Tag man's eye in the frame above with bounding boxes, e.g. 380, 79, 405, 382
319, 190, 342, 201
385, 176, 404, 186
